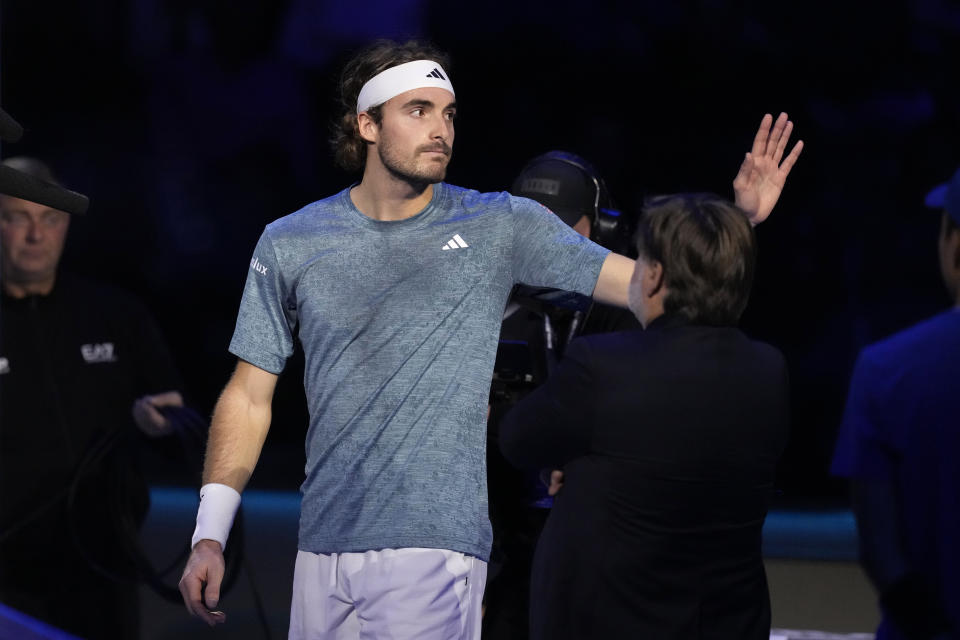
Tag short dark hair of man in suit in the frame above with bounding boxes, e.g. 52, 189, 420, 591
628, 192, 756, 328
499, 192, 790, 640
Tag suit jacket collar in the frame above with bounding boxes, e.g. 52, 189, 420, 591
645, 313, 692, 332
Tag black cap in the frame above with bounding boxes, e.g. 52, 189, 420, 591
512, 152, 598, 227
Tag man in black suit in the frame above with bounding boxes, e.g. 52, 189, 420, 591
499, 192, 790, 640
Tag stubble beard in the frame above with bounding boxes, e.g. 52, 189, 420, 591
378, 137, 452, 187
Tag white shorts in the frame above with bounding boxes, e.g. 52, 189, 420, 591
289, 547, 487, 640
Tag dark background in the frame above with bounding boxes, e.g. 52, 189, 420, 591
2, 0, 958, 503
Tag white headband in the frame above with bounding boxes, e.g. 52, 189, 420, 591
356, 60, 455, 114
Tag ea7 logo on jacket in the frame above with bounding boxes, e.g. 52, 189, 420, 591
250, 257, 269, 275
81, 343, 118, 364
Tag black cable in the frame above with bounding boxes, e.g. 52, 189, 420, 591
65, 406, 245, 604
0, 480, 74, 544
3, 403, 275, 638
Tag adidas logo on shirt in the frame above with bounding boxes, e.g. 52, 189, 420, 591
441, 234, 469, 250
426, 68, 446, 80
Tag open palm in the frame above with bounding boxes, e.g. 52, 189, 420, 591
733, 112, 804, 225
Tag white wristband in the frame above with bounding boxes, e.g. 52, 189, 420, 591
191, 483, 241, 551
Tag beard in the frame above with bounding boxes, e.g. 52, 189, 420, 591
377, 135, 452, 186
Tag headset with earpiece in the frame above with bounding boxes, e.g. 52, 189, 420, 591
515, 150, 637, 257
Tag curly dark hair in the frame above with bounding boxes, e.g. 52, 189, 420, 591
634, 193, 757, 326
331, 39, 451, 173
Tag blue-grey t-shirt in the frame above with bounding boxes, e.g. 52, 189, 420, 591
229, 182, 609, 561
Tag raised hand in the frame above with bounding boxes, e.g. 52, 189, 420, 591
733, 112, 804, 225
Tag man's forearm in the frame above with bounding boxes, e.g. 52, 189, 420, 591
202, 382, 273, 491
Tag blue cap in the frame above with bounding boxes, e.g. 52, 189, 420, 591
925, 166, 960, 226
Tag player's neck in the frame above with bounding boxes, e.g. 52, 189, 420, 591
351, 165, 434, 222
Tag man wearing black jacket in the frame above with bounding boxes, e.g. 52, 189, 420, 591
0, 156, 184, 639
499, 193, 790, 640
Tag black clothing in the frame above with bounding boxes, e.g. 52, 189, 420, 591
489, 298, 640, 508
499, 315, 790, 640
0, 273, 181, 639
483, 297, 638, 640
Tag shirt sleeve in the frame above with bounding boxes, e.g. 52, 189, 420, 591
498, 337, 596, 470
228, 230, 297, 374
830, 347, 895, 480
510, 196, 610, 297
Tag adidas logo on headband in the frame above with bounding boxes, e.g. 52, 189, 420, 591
357, 60, 456, 114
